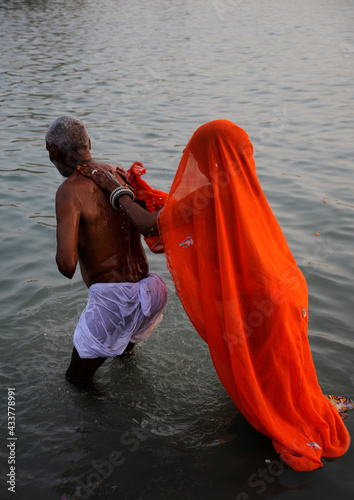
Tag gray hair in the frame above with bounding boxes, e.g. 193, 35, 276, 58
45, 116, 90, 154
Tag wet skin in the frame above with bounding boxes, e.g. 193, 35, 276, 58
55, 163, 149, 286
51, 152, 150, 384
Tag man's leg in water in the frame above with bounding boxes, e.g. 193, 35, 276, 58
121, 341, 135, 355
66, 347, 106, 384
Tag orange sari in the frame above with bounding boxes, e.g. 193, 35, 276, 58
158, 120, 350, 471
127, 161, 168, 253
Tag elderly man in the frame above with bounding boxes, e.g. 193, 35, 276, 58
46, 116, 167, 384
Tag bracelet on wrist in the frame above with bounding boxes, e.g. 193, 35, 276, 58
109, 186, 135, 210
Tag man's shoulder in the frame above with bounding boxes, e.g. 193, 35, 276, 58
56, 171, 90, 196
56, 178, 72, 203
56, 176, 84, 212
96, 161, 118, 171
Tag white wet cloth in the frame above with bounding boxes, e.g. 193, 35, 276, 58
73, 273, 168, 358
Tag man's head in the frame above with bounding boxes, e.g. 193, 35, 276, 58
45, 116, 91, 177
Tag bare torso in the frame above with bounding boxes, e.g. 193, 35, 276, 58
56, 162, 149, 287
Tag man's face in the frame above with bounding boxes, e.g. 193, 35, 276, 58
46, 143, 75, 177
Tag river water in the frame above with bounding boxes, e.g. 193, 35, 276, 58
1, 0, 353, 499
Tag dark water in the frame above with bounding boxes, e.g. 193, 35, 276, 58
0, 0, 354, 499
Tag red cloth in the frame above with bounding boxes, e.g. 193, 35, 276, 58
126, 162, 168, 253
158, 120, 350, 471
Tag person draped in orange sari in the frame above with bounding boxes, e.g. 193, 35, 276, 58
79, 119, 350, 471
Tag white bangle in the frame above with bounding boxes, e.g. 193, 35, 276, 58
109, 186, 135, 210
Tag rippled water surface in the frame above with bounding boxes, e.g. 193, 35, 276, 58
1, 1, 354, 499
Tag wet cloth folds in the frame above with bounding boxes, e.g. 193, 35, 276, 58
158, 119, 350, 471
74, 273, 167, 358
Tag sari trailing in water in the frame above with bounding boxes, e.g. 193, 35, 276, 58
155, 120, 350, 471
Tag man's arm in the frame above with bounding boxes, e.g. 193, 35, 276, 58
55, 184, 80, 279
78, 165, 159, 237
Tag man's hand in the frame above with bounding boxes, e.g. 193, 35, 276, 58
78, 164, 133, 195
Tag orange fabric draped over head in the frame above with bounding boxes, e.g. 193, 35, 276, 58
158, 119, 350, 471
